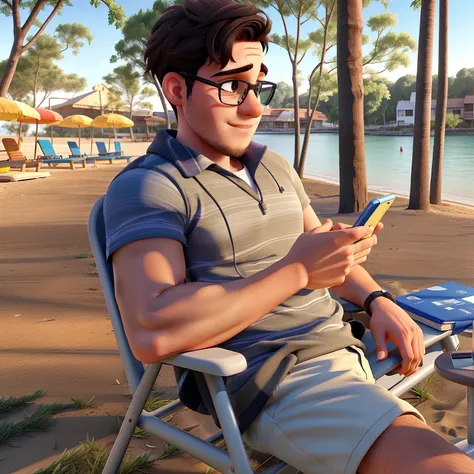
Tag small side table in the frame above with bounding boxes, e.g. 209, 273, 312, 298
435, 351, 474, 458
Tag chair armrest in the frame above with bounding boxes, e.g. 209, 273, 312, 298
163, 347, 247, 377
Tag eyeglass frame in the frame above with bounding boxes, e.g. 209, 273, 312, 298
179, 71, 277, 106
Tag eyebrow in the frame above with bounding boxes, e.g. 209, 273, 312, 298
211, 63, 268, 78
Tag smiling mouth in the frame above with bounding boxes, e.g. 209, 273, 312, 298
229, 123, 254, 129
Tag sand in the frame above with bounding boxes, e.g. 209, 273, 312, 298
0, 136, 474, 472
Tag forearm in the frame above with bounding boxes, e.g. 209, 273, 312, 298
331, 264, 382, 308
141, 258, 306, 359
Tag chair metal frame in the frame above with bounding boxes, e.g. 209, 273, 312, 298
88, 195, 460, 474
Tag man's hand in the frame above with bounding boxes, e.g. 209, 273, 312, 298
330, 222, 383, 265
369, 297, 425, 377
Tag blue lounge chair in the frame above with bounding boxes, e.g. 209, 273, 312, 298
37, 139, 87, 170
67, 141, 115, 165
95, 141, 132, 163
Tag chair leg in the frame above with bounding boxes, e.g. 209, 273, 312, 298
102, 362, 162, 474
204, 374, 254, 474
70, 162, 75, 170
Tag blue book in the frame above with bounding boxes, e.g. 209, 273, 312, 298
396, 282, 474, 331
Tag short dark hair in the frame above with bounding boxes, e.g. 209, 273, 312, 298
145, 0, 272, 120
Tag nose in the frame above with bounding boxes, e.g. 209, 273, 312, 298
238, 88, 264, 118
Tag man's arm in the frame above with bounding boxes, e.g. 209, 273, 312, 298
303, 205, 424, 375
113, 237, 307, 363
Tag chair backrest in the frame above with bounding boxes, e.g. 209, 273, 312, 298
96, 141, 108, 154
2, 138, 26, 161
88, 196, 144, 393
68, 141, 82, 156
114, 141, 122, 152
37, 139, 59, 158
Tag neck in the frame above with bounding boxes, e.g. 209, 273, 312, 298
175, 123, 242, 172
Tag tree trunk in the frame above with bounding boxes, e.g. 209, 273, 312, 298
409, 0, 436, 211
151, 73, 171, 128
337, 0, 368, 214
0, 38, 24, 97
298, 9, 331, 179
292, 66, 301, 171
430, 0, 448, 205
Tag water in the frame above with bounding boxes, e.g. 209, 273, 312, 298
253, 133, 474, 207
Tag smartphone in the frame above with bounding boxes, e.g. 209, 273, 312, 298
353, 194, 396, 239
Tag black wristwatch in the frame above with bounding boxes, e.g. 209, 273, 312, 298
363, 290, 396, 316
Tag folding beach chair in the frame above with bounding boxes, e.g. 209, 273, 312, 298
88, 195, 460, 474
67, 141, 115, 165
37, 139, 87, 170
96, 141, 132, 163
1, 138, 42, 172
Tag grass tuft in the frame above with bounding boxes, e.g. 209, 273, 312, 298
70, 397, 97, 410
88, 262, 99, 275
144, 392, 175, 412
409, 374, 434, 402
158, 442, 181, 459
33, 436, 155, 474
0, 389, 45, 415
0, 403, 73, 445
74, 253, 93, 259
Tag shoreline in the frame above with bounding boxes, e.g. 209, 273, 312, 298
303, 171, 474, 210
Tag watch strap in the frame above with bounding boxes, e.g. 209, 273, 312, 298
363, 290, 395, 316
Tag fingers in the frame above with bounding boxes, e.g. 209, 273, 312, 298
313, 219, 333, 233
396, 325, 425, 377
335, 225, 374, 245
353, 234, 377, 254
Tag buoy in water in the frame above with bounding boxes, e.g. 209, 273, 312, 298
400, 146, 404, 152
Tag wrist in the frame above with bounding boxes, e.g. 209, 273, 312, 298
279, 257, 308, 290
363, 290, 396, 316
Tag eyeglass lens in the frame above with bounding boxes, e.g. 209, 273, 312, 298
219, 80, 274, 106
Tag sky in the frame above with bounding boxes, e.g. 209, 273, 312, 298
1, 0, 474, 112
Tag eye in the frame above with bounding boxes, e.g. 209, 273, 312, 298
221, 80, 240, 93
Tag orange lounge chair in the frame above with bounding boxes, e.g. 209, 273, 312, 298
2, 138, 42, 172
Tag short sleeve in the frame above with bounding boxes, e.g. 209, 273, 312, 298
104, 168, 188, 261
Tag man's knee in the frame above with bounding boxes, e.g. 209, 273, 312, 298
359, 414, 474, 474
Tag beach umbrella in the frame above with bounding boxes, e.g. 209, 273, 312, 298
57, 115, 93, 149
0, 98, 40, 122
18, 108, 63, 159
91, 113, 134, 153
0, 99, 40, 154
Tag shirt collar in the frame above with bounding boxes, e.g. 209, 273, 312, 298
147, 128, 267, 178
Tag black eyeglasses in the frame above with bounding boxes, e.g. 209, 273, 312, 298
180, 72, 277, 106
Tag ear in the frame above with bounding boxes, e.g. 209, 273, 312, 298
162, 72, 187, 109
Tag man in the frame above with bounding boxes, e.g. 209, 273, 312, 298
104, 1, 474, 472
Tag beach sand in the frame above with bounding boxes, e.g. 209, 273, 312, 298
1, 136, 474, 472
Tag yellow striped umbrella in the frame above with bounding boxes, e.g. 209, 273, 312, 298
57, 115, 93, 149
91, 113, 134, 152
0, 98, 40, 122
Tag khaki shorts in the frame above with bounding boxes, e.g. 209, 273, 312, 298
243, 346, 425, 474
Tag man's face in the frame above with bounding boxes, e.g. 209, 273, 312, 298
181, 41, 267, 158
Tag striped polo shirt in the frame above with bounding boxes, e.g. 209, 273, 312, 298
104, 129, 364, 433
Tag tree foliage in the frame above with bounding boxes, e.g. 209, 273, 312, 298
0, 24, 90, 106
0, 0, 125, 97
103, 64, 155, 116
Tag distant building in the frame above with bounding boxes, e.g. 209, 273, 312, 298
258, 108, 327, 131
396, 92, 473, 126
51, 85, 129, 119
